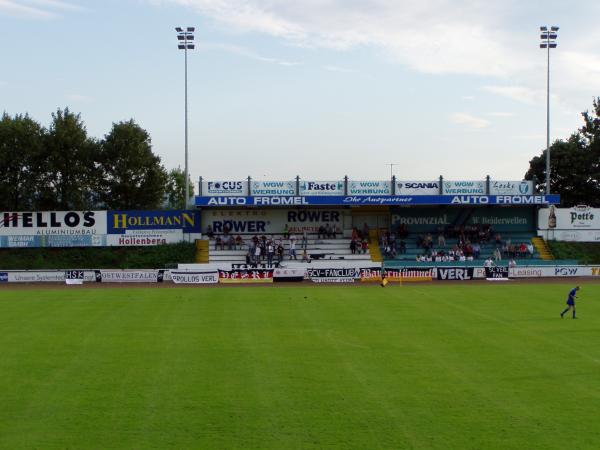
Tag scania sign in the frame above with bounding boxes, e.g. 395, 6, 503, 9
396, 181, 439, 195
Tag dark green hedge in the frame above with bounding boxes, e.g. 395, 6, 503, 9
0, 243, 197, 270
547, 241, 600, 264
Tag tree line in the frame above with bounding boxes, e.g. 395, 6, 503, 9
0, 108, 192, 211
526, 97, 600, 207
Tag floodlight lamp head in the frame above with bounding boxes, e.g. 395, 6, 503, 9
175, 27, 183, 32
551, 26, 559, 31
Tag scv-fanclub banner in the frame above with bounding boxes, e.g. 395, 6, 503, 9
95, 270, 166, 283
219, 269, 274, 283
307, 268, 359, 283
171, 270, 219, 284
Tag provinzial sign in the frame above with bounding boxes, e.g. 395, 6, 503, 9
299, 181, 344, 196
489, 180, 533, 195
203, 181, 248, 196
348, 181, 391, 195
170, 270, 219, 284
251, 181, 296, 196
395, 181, 440, 195
443, 181, 486, 195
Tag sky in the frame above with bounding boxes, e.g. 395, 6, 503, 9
1, 0, 600, 186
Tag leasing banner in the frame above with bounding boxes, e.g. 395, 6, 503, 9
170, 270, 219, 284
218, 269, 274, 283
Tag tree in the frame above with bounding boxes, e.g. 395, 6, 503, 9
40, 108, 100, 210
525, 97, 600, 207
98, 120, 168, 209
165, 167, 194, 209
0, 113, 45, 210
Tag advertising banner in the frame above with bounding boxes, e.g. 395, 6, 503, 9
443, 181, 486, 195
203, 181, 248, 196
307, 267, 359, 283
107, 210, 200, 234
436, 267, 474, 280
273, 268, 305, 282
95, 270, 166, 283
105, 230, 184, 246
539, 206, 600, 230
65, 270, 85, 285
170, 270, 219, 284
1, 270, 96, 283
251, 181, 296, 196
489, 180, 534, 195
204, 209, 345, 234
360, 267, 434, 281
395, 181, 440, 195
0, 211, 106, 235
348, 181, 391, 195
218, 269, 274, 283
196, 195, 560, 207
485, 266, 510, 280
299, 181, 345, 196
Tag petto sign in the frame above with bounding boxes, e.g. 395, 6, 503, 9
348, 181, 391, 195
299, 181, 344, 196
443, 181, 485, 195
395, 181, 439, 195
489, 180, 533, 195
251, 181, 295, 196
203, 181, 248, 196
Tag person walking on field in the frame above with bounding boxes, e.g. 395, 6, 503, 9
561, 286, 580, 319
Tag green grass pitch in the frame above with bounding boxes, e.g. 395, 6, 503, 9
1, 283, 599, 449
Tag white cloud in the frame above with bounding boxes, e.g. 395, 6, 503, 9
324, 65, 356, 73
198, 42, 301, 66
481, 85, 541, 105
487, 112, 514, 117
449, 113, 490, 129
67, 93, 93, 103
0, 0, 83, 18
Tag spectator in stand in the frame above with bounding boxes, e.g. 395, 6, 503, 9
361, 240, 369, 254
289, 234, 297, 260
332, 225, 339, 239
267, 241, 275, 265
484, 256, 494, 268
302, 231, 308, 250
509, 258, 517, 268
215, 235, 223, 250
206, 225, 214, 239
277, 243, 284, 263
226, 234, 235, 250
325, 223, 332, 238
527, 241, 534, 258
473, 242, 481, 259
235, 235, 243, 250
254, 244, 262, 263
438, 233, 446, 248
362, 223, 370, 242
302, 249, 311, 262
283, 224, 289, 240
350, 239, 357, 255
318, 225, 326, 239
494, 247, 502, 262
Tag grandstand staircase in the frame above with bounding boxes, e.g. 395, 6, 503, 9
369, 229, 383, 262
532, 237, 554, 260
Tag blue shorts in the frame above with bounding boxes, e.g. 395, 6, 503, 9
567, 299, 575, 306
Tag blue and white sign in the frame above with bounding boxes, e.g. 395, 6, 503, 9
203, 181, 248, 196
251, 181, 296, 196
396, 181, 440, 195
299, 181, 344, 196
443, 181, 486, 195
348, 180, 391, 195
196, 195, 560, 207
489, 180, 534, 195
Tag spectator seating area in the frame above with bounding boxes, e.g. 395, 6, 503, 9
378, 230, 579, 267
206, 233, 372, 264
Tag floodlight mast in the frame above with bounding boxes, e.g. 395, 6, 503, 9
175, 27, 195, 207
540, 25, 558, 195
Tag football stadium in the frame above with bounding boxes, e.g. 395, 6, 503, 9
3, 1, 600, 449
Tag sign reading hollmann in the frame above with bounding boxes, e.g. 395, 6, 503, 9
299, 181, 344, 196
395, 181, 439, 195
443, 181, 485, 195
348, 181, 391, 195
251, 181, 295, 196
489, 180, 533, 195
0, 211, 106, 235
107, 210, 201, 234
203, 181, 248, 196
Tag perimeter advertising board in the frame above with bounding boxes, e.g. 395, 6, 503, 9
0, 211, 106, 235
348, 181, 391, 195
299, 181, 345, 196
443, 181, 486, 195
202, 181, 248, 196
204, 209, 347, 234
538, 206, 600, 242
251, 181, 295, 196
395, 181, 440, 195
489, 180, 534, 195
